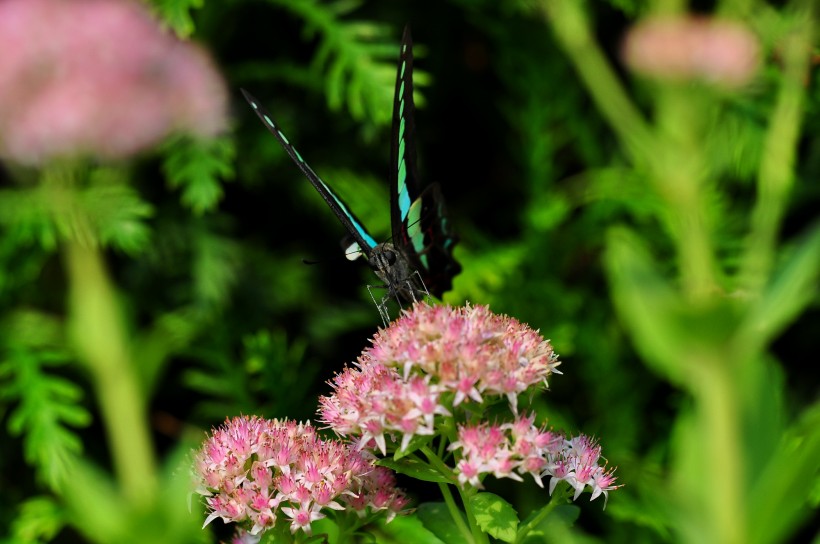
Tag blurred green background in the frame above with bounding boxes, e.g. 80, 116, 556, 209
1, 0, 818, 543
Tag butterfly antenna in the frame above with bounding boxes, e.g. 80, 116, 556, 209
301, 252, 356, 266
384, 215, 425, 245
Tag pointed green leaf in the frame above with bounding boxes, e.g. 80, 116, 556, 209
603, 227, 687, 381
373, 515, 445, 544
604, 227, 741, 385
393, 433, 434, 460
740, 222, 820, 353
748, 402, 820, 544
469, 492, 519, 542
161, 135, 235, 215
519, 504, 582, 544
377, 457, 451, 484
152, 0, 204, 37
9, 496, 65, 542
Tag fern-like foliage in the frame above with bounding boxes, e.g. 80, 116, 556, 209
0, 166, 153, 255
161, 135, 236, 215
8, 496, 66, 544
267, 0, 406, 126
0, 312, 91, 491
150, 0, 204, 37
184, 329, 317, 421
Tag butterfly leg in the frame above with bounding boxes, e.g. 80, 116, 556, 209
367, 284, 391, 326
408, 270, 432, 301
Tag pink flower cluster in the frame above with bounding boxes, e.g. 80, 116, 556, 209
622, 16, 760, 88
193, 416, 408, 537
0, 0, 228, 164
450, 415, 620, 506
319, 303, 560, 453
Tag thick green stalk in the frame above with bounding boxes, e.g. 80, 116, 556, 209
515, 484, 571, 542
740, 12, 813, 295
688, 354, 745, 544
437, 482, 475, 544
58, 173, 157, 504
651, 89, 716, 301
540, 0, 655, 166
421, 445, 475, 542
457, 485, 489, 544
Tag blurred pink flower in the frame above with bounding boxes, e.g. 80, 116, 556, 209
623, 16, 760, 87
0, 0, 228, 164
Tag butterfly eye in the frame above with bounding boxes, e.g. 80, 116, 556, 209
385, 251, 397, 265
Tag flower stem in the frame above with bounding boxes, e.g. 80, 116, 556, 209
515, 483, 571, 542
437, 482, 475, 543
421, 445, 474, 541
690, 355, 745, 544
740, 10, 813, 294
539, 0, 654, 165
53, 163, 156, 504
456, 485, 489, 544
65, 239, 157, 504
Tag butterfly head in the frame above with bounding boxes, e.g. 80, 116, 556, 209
370, 243, 421, 299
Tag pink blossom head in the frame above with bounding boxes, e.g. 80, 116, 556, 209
0, 0, 228, 165
367, 302, 560, 409
622, 16, 760, 88
319, 303, 560, 454
448, 415, 621, 504
193, 416, 407, 538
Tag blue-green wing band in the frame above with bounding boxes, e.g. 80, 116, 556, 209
241, 88, 378, 253
389, 27, 421, 242
387, 27, 460, 297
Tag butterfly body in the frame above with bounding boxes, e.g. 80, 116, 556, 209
242, 26, 459, 322
368, 242, 424, 302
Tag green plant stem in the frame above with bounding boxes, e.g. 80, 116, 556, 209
689, 354, 745, 544
63, 218, 156, 504
515, 484, 571, 542
421, 444, 487, 543
540, 0, 655, 166
421, 445, 475, 541
437, 482, 475, 544
741, 11, 813, 295
652, 88, 716, 301
541, 0, 720, 300
457, 485, 489, 544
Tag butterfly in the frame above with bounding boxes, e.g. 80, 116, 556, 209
241, 26, 460, 323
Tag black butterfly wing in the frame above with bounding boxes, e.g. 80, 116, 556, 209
388, 27, 460, 297
241, 88, 378, 258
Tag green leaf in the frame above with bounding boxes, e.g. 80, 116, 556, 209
373, 514, 445, 544
519, 504, 582, 544
192, 230, 240, 305
469, 492, 519, 542
151, 0, 204, 37
393, 434, 434, 461
417, 502, 469, 544
604, 227, 740, 385
64, 448, 204, 543
739, 222, 820, 354
9, 496, 65, 543
603, 227, 688, 381
377, 457, 451, 484
0, 187, 60, 251
1, 313, 90, 491
162, 135, 235, 215
81, 182, 154, 255
267, 2, 406, 126
748, 402, 820, 544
